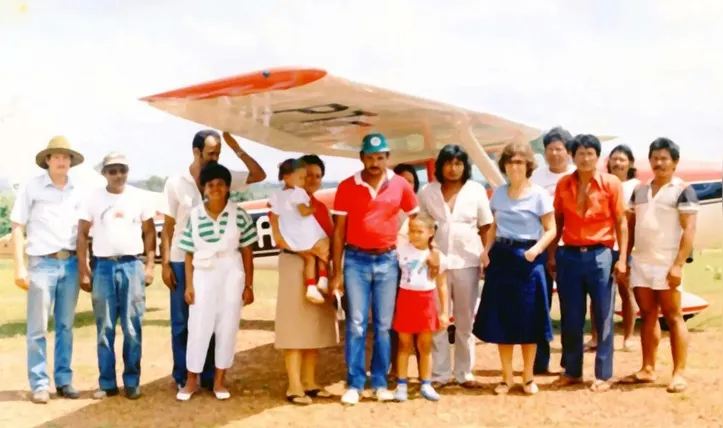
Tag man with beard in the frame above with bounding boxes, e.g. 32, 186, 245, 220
549, 134, 628, 392
330, 133, 433, 405
621, 138, 697, 393
77, 152, 156, 400
11, 136, 84, 404
161, 130, 266, 391
417, 144, 493, 389
530, 126, 574, 374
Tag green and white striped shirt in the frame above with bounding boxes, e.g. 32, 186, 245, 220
178, 205, 258, 253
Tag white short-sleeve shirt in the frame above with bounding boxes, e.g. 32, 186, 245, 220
79, 186, 155, 257
417, 180, 493, 270
268, 187, 326, 252
530, 165, 576, 193
163, 169, 249, 262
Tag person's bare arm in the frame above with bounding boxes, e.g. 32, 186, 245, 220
531, 212, 557, 255
77, 220, 93, 292
160, 215, 176, 289
241, 246, 255, 305
184, 252, 195, 304
269, 213, 289, 250
673, 212, 697, 268
297, 202, 315, 217
142, 218, 156, 286
330, 215, 347, 293
11, 223, 28, 290
436, 271, 450, 328
222, 131, 267, 184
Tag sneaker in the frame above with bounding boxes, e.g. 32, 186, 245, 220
341, 388, 360, 405
125, 386, 141, 400
316, 276, 329, 293
30, 390, 50, 404
393, 385, 408, 402
56, 384, 79, 399
305, 286, 325, 304
374, 388, 394, 402
92, 387, 120, 400
420, 384, 440, 401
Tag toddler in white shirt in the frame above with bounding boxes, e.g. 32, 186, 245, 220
269, 158, 329, 304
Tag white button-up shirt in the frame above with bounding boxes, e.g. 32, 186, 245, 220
418, 180, 494, 270
163, 169, 249, 263
10, 173, 81, 256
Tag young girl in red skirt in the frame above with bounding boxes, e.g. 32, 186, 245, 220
393, 214, 449, 402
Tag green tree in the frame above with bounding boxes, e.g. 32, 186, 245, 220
0, 202, 11, 236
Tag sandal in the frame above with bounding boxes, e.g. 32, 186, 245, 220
619, 371, 656, 385
666, 376, 687, 394
583, 340, 598, 352
552, 375, 583, 387
459, 380, 483, 389
305, 388, 333, 399
523, 380, 538, 395
494, 382, 513, 395
286, 393, 312, 405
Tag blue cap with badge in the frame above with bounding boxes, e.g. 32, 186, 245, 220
360, 133, 390, 154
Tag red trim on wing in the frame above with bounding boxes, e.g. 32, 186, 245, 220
139, 68, 327, 102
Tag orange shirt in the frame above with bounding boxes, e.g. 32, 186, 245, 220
553, 171, 625, 247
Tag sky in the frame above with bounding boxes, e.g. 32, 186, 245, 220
1, 0, 722, 184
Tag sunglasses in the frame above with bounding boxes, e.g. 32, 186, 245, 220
104, 165, 128, 175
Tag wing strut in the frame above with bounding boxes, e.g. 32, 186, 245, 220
458, 123, 507, 189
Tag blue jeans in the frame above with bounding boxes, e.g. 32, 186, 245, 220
26, 255, 80, 392
170, 262, 215, 386
556, 246, 616, 380
343, 248, 399, 390
91, 258, 145, 390
534, 249, 556, 373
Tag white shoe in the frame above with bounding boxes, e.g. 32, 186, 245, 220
316, 276, 329, 293
374, 388, 394, 402
176, 389, 195, 401
214, 390, 231, 400
305, 286, 325, 304
341, 388, 360, 405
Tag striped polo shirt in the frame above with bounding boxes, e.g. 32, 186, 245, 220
629, 177, 699, 266
178, 203, 258, 253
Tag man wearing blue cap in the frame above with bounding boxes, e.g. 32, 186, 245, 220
330, 133, 430, 405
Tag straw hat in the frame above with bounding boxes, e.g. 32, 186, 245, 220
35, 136, 84, 169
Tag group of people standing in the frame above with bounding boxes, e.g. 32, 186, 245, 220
10, 125, 697, 406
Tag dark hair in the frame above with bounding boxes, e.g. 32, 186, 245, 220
648, 137, 680, 162
278, 157, 306, 181
299, 154, 325, 177
393, 164, 420, 193
607, 144, 637, 179
192, 129, 221, 151
569, 134, 602, 157
199, 161, 232, 188
542, 126, 573, 150
497, 141, 537, 179
434, 144, 472, 184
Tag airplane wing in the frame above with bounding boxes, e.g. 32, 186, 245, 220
139, 67, 544, 166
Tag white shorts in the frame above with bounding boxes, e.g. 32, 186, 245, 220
630, 260, 683, 291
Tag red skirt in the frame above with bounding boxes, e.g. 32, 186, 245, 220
392, 288, 440, 334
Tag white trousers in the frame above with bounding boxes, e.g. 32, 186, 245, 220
432, 267, 481, 384
187, 256, 244, 373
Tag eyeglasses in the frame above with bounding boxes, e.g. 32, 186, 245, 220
104, 166, 128, 175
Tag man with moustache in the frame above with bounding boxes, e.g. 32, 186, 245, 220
330, 133, 427, 405
10, 136, 84, 404
549, 134, 628, 392
161, 130, 266, 391
530, 126, 574, 374
621, 138, 698, 393
77, 152, 156, 400
417, 144, 493, 389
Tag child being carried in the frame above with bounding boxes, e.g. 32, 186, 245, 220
269, 158, 329, 304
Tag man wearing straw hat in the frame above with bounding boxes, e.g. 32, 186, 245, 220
10, 136, 84, 404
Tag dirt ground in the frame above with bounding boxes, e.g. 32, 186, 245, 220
1, 264, 723, 428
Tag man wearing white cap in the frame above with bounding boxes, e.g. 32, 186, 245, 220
76, 152, 156, 400
11, 136, 84, 404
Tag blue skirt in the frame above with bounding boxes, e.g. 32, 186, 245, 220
473, 241, 553, 345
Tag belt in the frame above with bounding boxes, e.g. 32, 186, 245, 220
564, 243, 606, 253
44, 250, 76, 260
95, 255, 139, 262
345, 244, 396, 255
496, 237, 537, 248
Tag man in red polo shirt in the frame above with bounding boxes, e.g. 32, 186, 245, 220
330, 133, 420, 405
548, 134, 628, 392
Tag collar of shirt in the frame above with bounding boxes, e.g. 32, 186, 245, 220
352, 169, 395, 198
42, 172, 75, 190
